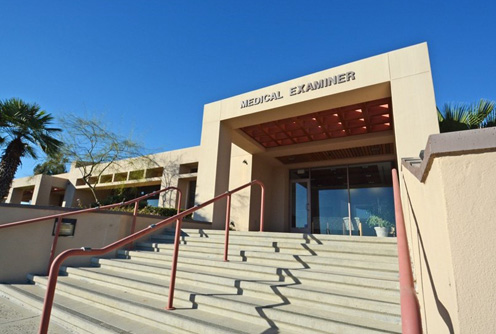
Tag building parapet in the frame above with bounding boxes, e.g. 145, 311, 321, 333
402, 127, 496, 182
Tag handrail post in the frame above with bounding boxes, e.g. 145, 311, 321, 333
39, 252, 65, 334
224, 194, 231, 262
166, 217, 182, 310
176, 190, 182, 215
47, 216, 62, 272
392, 168, 422, 334
128, 201, 140, 250
130, 201, 139, 235
259, 182, 265, 232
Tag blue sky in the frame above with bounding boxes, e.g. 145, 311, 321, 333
1, 0, 495, 178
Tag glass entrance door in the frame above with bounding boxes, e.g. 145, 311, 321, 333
310, 166, 350, 235
290, 179, 311, 233
289, 162, 395, 236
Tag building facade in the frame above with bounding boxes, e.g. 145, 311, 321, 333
6, 42, 439, 235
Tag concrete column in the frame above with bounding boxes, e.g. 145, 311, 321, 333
6, 187, 23, 204
31, 175, 52, 206
194, 103, 232, 228
389, 43, 440, 166
62, 183, 76, 207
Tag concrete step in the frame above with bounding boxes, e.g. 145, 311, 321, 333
126, 247, 400, 282
2, 229, 401, 333
64, 265, 401, 326
161, 228, 398, 246
193, 293, 401, 334
0, 283, 169, 334
30, 275, 290, 334
91, 257, 401, 316
150, 232, 398, 257
100, 254, 399, 300
129, 245, 399, 272
53, 266, 400, 333
123, 248, 400, 283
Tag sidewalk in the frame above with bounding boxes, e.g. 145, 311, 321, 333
0, 295, 72, 334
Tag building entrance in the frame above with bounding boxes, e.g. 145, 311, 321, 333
290, 162, 395, 236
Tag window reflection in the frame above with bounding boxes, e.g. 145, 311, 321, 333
290, 162, 395, 236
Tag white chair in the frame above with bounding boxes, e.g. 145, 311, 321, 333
342, 217, 363, 236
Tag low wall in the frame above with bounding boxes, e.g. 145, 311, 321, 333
0, 204, 211, 283
401, 128, 496, 334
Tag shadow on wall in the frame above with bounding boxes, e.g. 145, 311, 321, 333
404, 180, 454, 334
231, 190, 251, 231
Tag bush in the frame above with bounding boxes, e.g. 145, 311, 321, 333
366, 214, 393, 228
139, 206, 179, 217
105, 205, 190, 218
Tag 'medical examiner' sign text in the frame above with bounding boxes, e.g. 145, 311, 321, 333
240, 71, 355, 109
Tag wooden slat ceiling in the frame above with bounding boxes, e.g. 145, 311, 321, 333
240, 98, 393, 148
277, 143, 395, 164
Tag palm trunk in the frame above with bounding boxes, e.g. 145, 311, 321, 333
0, 138, 25, 199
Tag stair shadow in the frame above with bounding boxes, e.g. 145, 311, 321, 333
176, 250, 311, 333
300, 243, 317, 255
253, 268, 304, 332
303, 233, 323, 245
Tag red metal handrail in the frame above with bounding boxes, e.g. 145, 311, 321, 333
392, 168, 422, 333
1, 187, 182, 271
38, 180, 265, 334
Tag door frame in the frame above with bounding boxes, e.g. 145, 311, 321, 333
289, 179, 311, 233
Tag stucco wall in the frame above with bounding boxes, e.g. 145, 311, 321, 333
402, 145, 496, 333
228, 144, 253, 231
402, 165, 458, 333
0, 204, 201, 283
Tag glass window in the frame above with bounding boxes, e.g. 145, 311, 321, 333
290, 161, 396, 236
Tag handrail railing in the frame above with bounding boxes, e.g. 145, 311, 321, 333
38, 179, 265, 334
392, 168, 422, 334
0, 186, 182, 271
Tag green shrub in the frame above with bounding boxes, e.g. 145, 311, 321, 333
105, 205, 190, 218
366, 215, 393, 228
139, 206, 179, 217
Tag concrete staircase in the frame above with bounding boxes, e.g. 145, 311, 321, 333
0, 229, 401, 333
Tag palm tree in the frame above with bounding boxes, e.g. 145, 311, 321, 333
438, 99, 495, 133
0, 98, 62, 199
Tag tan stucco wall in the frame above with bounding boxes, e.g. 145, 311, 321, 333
403, 164, 458, 333
403, 151, 496, 333
250, 154, 288, 232
0, 205, 185, 283
227, 144, 253, 231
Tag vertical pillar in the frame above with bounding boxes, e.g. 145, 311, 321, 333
6, 187, 24, 204
194, 103, 232, 228
31, 175, 52, 206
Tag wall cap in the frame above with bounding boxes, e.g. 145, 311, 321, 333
402, 127, 496, 182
